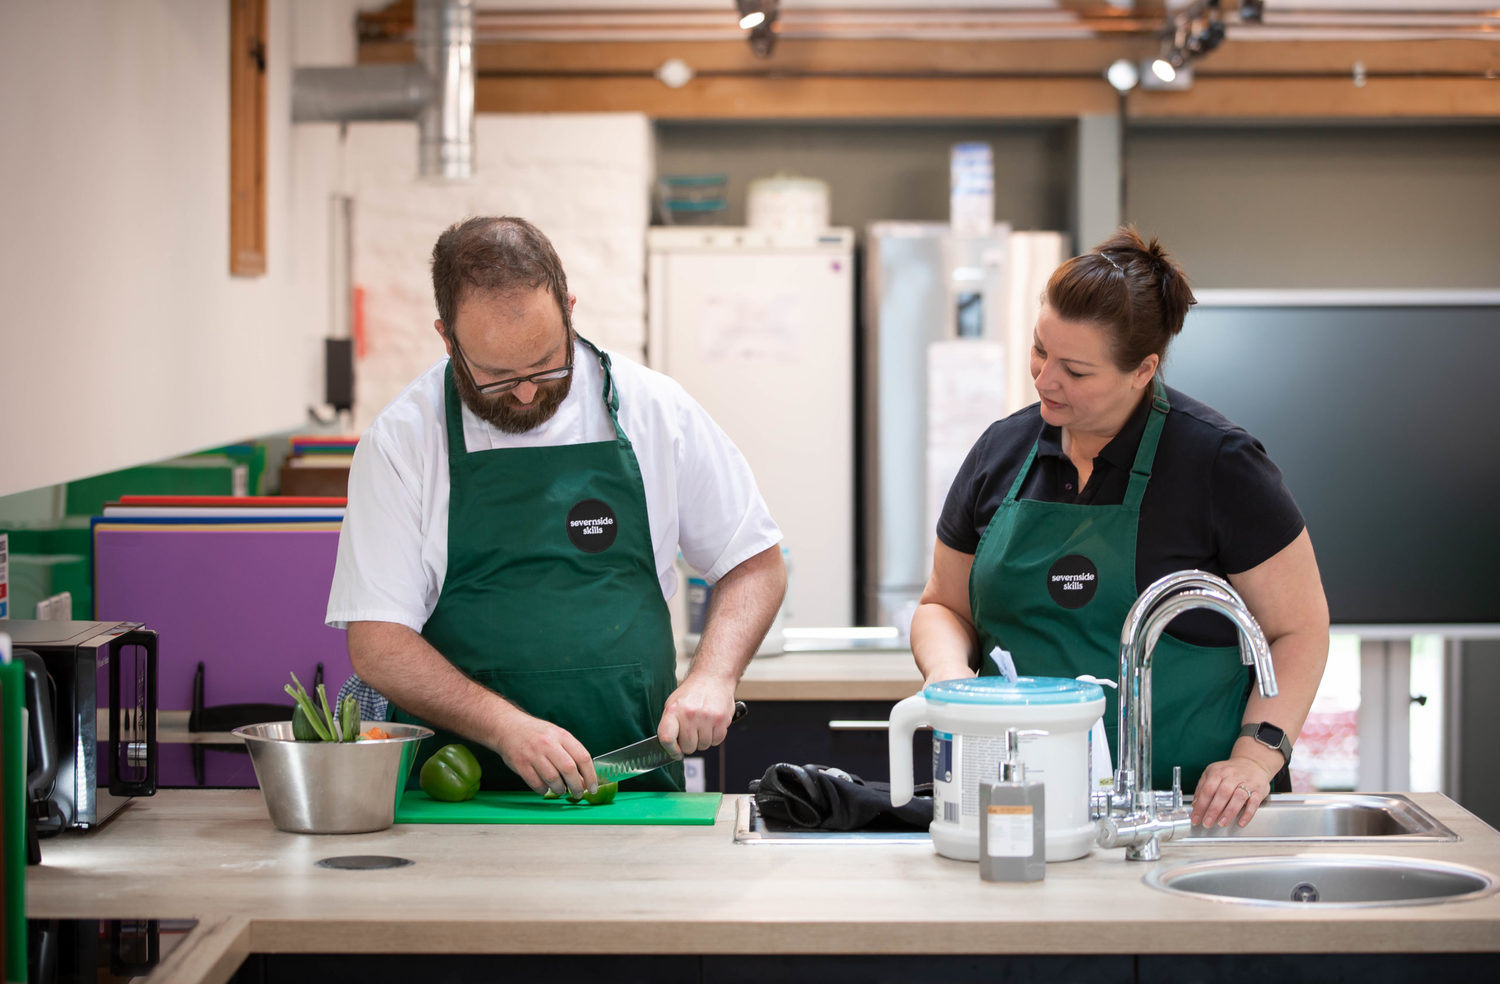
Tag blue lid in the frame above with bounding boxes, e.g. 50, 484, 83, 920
923, 676, 1105, 706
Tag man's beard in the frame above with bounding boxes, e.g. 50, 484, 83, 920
454, 367, 573, 435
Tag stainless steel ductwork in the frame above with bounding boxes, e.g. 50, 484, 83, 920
292, 0, 474, 180
291, 65, 434, 123
415, 0, 475, 181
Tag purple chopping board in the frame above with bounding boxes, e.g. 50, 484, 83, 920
93, 524, 352, 711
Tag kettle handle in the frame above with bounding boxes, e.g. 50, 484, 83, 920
887, 693, 929, 807
16, 649, 59, 800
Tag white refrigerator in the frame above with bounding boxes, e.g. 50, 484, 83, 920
647, 226, 855, 629
861, 223, 1068, 627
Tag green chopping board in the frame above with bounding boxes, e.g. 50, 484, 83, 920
394, 790, 722, 826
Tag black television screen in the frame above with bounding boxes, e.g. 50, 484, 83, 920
1165, 296, 1500, 629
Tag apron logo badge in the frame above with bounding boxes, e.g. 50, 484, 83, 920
566, 498, 618, 553
1047, 554, 1098, 609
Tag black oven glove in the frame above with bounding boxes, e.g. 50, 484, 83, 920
750, 763, 934, 831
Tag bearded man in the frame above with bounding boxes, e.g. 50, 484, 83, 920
326, 216, 784, 796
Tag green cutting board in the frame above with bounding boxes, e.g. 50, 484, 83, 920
394, 790, 722, 826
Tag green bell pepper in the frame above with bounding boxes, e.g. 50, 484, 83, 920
419, 742, 482, 802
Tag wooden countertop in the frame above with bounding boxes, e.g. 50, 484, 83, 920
25, 789, 1500, 983
694, 647, 924, 702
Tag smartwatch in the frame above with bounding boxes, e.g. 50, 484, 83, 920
1239, 722, 1292, 769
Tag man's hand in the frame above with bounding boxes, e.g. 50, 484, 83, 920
657, 678, 738, 756
492, 707, 599, 799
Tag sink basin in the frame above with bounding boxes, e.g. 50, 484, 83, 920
1182, 793, 1458, 842
1146, 854, 1498, 908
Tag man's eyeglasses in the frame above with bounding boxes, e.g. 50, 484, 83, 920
448, 329, 573, 395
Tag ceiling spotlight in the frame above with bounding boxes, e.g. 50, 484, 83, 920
736, 0, 779, 58
1106, 58, 1139, 93
1141, 57, 1192, 91
1189, 15, 1226, 58
735, 1, 777, 32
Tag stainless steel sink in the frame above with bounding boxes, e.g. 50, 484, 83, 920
731, 792, 1459, 847
1182, 793, 1458, 842
1145, 854, 1498, 908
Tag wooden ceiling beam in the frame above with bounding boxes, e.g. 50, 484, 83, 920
475, 75, 1121, 119
1128, 76, 1500, 120
362, 38, 1500, 80
474, 73, 1499, 120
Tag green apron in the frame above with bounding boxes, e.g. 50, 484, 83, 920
969, 382, 1248, 791
394, 339, 684, 792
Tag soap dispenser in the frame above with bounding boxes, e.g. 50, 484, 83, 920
979, 727, 1046, 883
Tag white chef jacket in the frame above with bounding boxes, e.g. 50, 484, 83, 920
325, 339, 782, 632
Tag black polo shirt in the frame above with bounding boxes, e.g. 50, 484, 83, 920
937, 384, 1305, 648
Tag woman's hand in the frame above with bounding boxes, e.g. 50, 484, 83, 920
1191, 755, 1277, 828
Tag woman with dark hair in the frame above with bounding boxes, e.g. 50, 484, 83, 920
909, 226, 1328, 829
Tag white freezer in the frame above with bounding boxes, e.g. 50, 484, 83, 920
647, 227, 855, 628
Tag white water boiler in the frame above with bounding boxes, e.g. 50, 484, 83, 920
889, 677, 1105, 862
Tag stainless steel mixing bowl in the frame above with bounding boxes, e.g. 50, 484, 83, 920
233, 720, 434, 834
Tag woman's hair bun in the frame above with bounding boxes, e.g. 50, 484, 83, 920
1045, 224, 1196, 371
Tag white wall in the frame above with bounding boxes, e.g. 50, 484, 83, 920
0, 0, 663, 493
1124, 125, 1500, 289
0, 0, 357, 498
336, 116, 654, 429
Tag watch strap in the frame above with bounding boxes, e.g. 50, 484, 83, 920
1239, 722, 1293, 768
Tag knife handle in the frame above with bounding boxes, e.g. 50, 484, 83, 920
731, 700, 748, 724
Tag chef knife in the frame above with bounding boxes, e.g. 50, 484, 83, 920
591, 701, 747, 785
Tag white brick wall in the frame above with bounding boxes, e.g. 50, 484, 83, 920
344, 114, 654, 430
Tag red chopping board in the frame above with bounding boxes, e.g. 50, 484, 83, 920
394, 790, 722, 826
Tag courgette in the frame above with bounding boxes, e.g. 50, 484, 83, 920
291, 703, 322, 742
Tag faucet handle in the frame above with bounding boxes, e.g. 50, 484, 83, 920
1171, 765, 1183, 810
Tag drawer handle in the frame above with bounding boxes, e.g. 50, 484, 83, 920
827, 720, 889, 732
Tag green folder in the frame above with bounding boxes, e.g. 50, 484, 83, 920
1, 655, 28, 982
64, 455, 247, 516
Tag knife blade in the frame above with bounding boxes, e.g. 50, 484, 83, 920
591, 701, 747, 785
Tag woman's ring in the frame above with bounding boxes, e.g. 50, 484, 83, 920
1236, 783, 1249, 794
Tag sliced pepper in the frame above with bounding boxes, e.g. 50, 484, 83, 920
419, 742, 482, 802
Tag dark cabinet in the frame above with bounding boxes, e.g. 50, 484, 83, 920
702, 700, 931, 794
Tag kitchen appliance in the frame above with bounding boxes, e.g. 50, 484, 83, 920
8, 619, 157, 834
647, 226, 854, 629
27, 918, 198, 984
860, 222, 1067, 626
888, 676, 1104, 863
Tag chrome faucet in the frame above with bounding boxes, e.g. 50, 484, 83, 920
1093, 570, 1279, 861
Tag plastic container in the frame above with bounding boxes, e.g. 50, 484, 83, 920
949, 142, 994, 237
889, 676, 1104, 862
677, 547, 789, 658
234, 721, 433, 834
979, 727, 1046, 882
657, 174, 728, 226
747, 173, 830, 234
